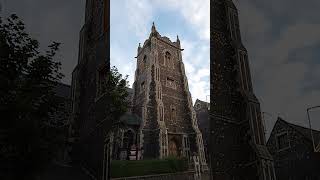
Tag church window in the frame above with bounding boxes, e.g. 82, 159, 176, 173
183, 136, 190, 159
143, 55, 147, 65
96, 65, 108, 98
243, 53, 253, 91
170, 105, 176, 122
228, 8, 238, 40
166, 77, 176, 89
140, 81, 145, 92
159, 106, 164, 121
165, 51, 171, 67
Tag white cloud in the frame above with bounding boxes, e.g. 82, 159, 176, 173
111, 0, 210, 103
124, 0, 154, 41
153, 0, 210, 40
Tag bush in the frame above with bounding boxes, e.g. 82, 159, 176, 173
110, 157, 188, 178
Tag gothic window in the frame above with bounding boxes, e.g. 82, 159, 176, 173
164, 51, 171, 67
276, 132, 289, 150
196, 103, 201, 110
238, 51, 249, 91
140, 81, 145, 92
162, 132, 168, 157
228, 8, 238, 40
183, 136, 190, 159
170, 105, 176, 122
143, 55, 147, 66
166, 77, 176, 89
96, 65, 108, 98
159, 106, 164, 121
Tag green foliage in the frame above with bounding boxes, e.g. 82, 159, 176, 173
110, 158, 189, 178
106, 66, 129, 123
0, 14, 64, 179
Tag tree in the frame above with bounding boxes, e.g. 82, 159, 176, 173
106, 66, 129, 123
0, 14, 64, 179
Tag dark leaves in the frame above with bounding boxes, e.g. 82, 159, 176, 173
0, 14, 64, 179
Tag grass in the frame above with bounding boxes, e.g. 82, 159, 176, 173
110, 157, 188, 178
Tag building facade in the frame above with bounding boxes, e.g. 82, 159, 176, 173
68, 0, 111, 179
194, 99, 210, 163
131, 23, 207, 169
267, 117, 320, 180
210, 0, 276, 179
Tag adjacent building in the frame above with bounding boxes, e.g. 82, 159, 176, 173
267, 117, 320, 180
210, 0, 276, 179
194, 99, 210, 159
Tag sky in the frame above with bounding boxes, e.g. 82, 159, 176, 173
1, 0, 320, 139
110, 0, 210, 104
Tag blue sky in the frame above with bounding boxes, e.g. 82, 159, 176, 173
110, 0, 210, 104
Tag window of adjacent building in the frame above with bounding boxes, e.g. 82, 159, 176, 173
276, 132, 290, 150
166, 77, 176, 89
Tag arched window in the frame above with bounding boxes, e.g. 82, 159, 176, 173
143, 55, 147, 67
171, 105, 176, 122
165, 51, 171, 67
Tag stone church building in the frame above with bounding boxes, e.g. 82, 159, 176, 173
210, 0, 276, 179
112, 23, 207, 170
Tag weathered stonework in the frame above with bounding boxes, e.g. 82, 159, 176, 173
132, 23, 207, 168
210, 0, 275, 179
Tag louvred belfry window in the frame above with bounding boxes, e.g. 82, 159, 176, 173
171, 105, 176, 122
166, 77, 176, 89
165, 51, 171, 67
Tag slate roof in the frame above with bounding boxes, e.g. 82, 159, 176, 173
194, 99, 209, 111
277, 117, 320, 145
119, 112, 142, 126
53, 83, 71, 99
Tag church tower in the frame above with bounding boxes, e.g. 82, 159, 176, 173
210, 0, 276, 179
132, 23, 207, 168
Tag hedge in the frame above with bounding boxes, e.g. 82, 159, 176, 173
110, 157, 189, 178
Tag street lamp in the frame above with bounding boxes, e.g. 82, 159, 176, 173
306, 105, 320, 152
